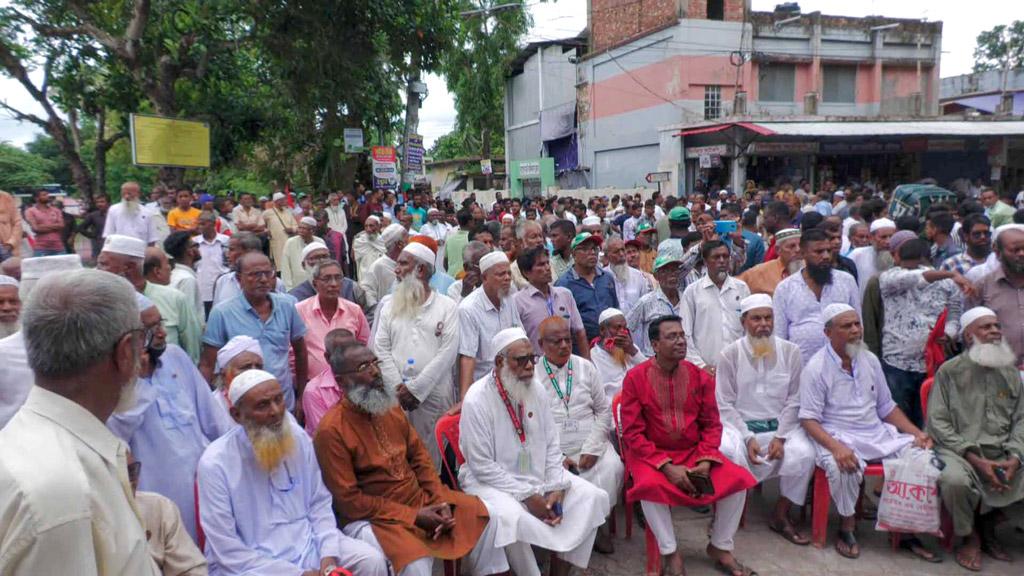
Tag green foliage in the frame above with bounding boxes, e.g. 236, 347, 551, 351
429, 125, 505, 161
973, 21, 1024, 72
0, 142, 55, 189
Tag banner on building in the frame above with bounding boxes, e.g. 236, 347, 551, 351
371, 146, 398, 190
405, 134, 424, 174
343, 128, 364, 153
130, 114, 210, 168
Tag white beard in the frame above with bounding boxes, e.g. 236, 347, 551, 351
0, 321, 19, 339
499, 364, 533, 405
610, 263, 630, 283
348, 379, 397, 415
875, 250, 894, 272
747, 335, 775, 360
967, 340, 1017, 369
786, 259, 804, 275
124, 199, 141, 215
844, 339, 867, 359
496, 285, 511, 299
391, 274, 426, 319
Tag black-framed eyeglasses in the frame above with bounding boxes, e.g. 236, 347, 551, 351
508, 353, 539, 367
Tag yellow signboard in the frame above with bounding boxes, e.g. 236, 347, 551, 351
130, 114, 211, 168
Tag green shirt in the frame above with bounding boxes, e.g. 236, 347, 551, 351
987, 200, 1015, 228
445, 229, 470, 277
144, 281, 203, 363
926, 353, 1024, 461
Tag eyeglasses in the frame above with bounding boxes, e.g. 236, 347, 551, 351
317, 274, 343, 285
507, 353, 539, 367
341, 358, 381, 374
575, 244, 599, 254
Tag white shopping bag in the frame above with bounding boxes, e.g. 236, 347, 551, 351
876, 450, 942, 536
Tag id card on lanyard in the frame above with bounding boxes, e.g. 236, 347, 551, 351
495, 372, 531, 473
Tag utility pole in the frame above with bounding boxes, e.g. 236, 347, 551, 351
400, 44, 426, 193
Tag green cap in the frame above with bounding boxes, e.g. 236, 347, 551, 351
653, 254, 682, 271
570, 232, 603, 251
668, 206, 691, 221
636, 222, 655, 234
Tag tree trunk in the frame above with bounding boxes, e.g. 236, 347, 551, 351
93, 109, 108, 195
481, 125, 492, 190
400, 46, 423, 191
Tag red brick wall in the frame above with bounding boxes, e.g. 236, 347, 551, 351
686, 0, 746, 21
591, 0, 747, 53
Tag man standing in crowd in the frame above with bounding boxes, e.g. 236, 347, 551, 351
314, 340, 509, 576
761, 201, 794, 261
739, 228, 802, 296
557, 232, 618, 345
535, 317, 623, 554
605, 237, 651, 314
445, 209, 473, 277
163, 231, 204, 321
361, 222, 407, 309
448, 239, 490, 304
202, 252, 308, 412
325, 192, 348, 236
195, 211, 230, 317
0, 269, 160, 574
513, 246, 587, 356
590, 308, 646, 402
627, 254, 684, 357
774, 228, 861, 363
281, 216, 324, 291
715, 294, 814, 546
104, 181, 158, 244
928, 307, 1024, 571
197, 370, 388, 575
353, 215, 385, 281
940, 213, 991, 275
296, 258, 370, 379
97, 234, 204, 362
981, 187, 1015, 228
24, 189, 66, 256
968, 225, 1024, 365
619, 316, 758, 576
0, 274, 19, 339
231, 192, 267, 237
374, 241, 459, 465
548, 219, 576, 281
509, 220, 545, 289
926, 210, 960, 267
680, 240, 749, 374
799, 304, 936, 560
263, 191, 298, 268
108, 294, 230, 540
459, 328, 610, 576
314, 209, 350, 273
849, 217, 896, 295
212, 232, 287, 307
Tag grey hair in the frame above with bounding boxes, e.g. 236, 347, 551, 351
234, 232, 263, 252
22, 269, 141, 378
463, 240, 490, 266
311, 259, 343, 282
516, 219, 541, 239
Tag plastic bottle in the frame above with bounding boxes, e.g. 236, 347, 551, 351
403, 358, 416, 383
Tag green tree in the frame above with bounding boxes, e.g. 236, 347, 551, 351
0, 142, 55, 189
973, 21, 1024, 72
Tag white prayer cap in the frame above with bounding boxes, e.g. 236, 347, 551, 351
869, 218, 896, 233
834, 190, 846, 198
216, 335, 263, 373
20, 254, 82, 280
381, 223, 407, 246
300, 240, 328, 261
822, 303, 856, 325
0, 275, 18, 288
300, 216, 317, 227
960, 306, 997, 335
740, 294, 773, 315
774, 228, 801, 243
402, 242, 435, 266
599, 308, 624, 325
228, 369, 277, 406
101, 234, 146, 259
135, 292, 156, 312
992, 223, 1024, 245
365, 214, 381, 225
501, 213, 514, 222
272, 192, 286, 201
582, 215, 601, 226
492, 327, 529, 357
479, 251, 509, 275
427, 207, 440, 215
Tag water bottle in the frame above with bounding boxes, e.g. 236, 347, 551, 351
403, 358, 416, 383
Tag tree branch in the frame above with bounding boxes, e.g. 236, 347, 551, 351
0, 101, 48, 128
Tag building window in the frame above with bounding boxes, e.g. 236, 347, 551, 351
758, 63, 795, 102
704, 85, 722, 119
822, 65, 857, 103
707, 0, 724, 21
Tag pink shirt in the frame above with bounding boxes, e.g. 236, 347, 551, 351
294, 294, 370, 379
302, 368, 342, 436
24, 205, 65, 251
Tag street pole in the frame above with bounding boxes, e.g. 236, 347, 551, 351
400, 45, 423, 195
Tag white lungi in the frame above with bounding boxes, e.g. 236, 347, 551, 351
814, 442, 926, 517
720, 425, 816, 505
345, 517, 509, 576
571, 443, 624, 512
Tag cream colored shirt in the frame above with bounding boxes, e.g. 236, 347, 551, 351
0, 387, 160, 575
136, 491, 208, 576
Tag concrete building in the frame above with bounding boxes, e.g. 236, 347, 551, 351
941, 69, 1024, 116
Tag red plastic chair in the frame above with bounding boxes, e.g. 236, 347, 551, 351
611, 393, 660, 576
810, 463, 888, 548
434, 414, 463, 576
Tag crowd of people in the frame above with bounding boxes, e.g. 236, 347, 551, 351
0, 178, 1022, 575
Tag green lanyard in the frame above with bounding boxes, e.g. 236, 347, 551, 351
542, 357, 573, 411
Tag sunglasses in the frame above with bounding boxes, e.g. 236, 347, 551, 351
507, 353, 539, 368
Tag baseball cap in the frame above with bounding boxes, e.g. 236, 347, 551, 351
570, 232, 603, 251
653, 253, 682, 271
668, 206, 691, 222
636, 222, 656, 235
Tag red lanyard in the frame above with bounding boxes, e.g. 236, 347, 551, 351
494, 372, 526, 445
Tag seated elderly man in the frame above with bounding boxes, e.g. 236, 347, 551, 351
927, 307, 1024, 571
302, 328, 356, 436
314, 341, 510, 576
108, 294, 232, 541
620, 316, 757, 576
715, 294, 814, 546
590, 308, 646, 404
534, 316, 624, 553
459, 328, 610, 576
799, 303, 937, 561
197, 370, 387, 576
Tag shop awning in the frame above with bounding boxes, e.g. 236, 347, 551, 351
675, 119, 1024, 138
675, 122, 775, 137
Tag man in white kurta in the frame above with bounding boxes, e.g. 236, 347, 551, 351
459, 328, 610, 576
590, 308, 647, 405
715, 294, 814, 545
353, 215, 385, 281
848, 217, 896, 297
197, 370, 387, 576
279, 217, 324, 290
799, 304, 934, 558
680, 241, 749, 373
534, 316, 623, 553
374, 241, 459, 467
361, 223, 407, 309
418, 208, 452, 271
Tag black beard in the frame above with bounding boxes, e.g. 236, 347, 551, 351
806, 262, 833, 285
147, 344, 167, 363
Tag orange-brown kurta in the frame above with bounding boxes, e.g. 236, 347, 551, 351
737, 257, 788, 296
313, 399, 489, 573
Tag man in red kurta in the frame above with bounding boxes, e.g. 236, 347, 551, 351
620, 315, 758, 576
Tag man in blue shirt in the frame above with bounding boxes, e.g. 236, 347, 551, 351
556, 232, 619, 344
200, 252, 308, 413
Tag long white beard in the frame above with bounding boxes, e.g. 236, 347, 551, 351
348, 379, 397, 415
0, 321, 19, 339
875, 250, 894, 272
610, 263, 630, 283
968, 340, 1017, 369
124, 199, 141, 215
499, 364, 533, 405
113, 353, 142, 414
844, 339, 867, 359
391, 274, 426, 319
244, 419, 296, 473
748, 335, 774, 360
786, 259, 804, 275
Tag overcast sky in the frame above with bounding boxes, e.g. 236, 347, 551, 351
1, 0, 1020, 150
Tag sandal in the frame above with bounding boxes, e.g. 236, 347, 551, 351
768, 520, 810, 546
713, 560, 757, 576
900, 536, 942, 563
981, 539, 1012, 562
956, 545, 983, 572
835, 530, 859, 559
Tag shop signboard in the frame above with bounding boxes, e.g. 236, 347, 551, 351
748, 141, 819, 155
685, 144, 729, 159
371, 146, 398, 190
820, 142, 902, 155
343, 128, 364, 153
519, 161, 541, 178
